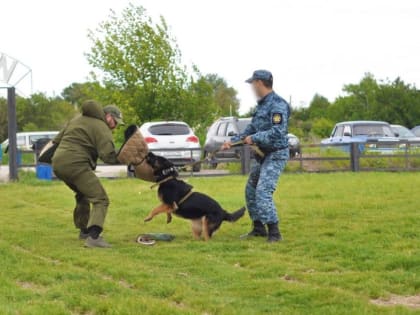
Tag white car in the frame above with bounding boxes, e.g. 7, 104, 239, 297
139, 121, 202, 172
1, 131, 59, 151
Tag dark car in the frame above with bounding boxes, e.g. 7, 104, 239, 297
204, 117, 250, 166
204, 117, 300, 166
288, 133, 301, 157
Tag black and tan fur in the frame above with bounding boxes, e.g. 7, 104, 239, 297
144, 153, 245, 240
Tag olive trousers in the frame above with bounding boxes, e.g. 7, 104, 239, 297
54, 167, 109, 230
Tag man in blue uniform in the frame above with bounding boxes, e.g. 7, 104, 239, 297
222, 70, 290, 242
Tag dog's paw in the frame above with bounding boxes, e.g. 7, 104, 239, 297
166, 213, 172, 224
144, 217, 153, 222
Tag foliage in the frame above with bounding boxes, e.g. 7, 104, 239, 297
311, 117, 335, 138
0, 173, 419, 314
203, 73, 240, 116
290, 73, 420, 140
308, 94, 330, 120
0, 94, 77, 142
61, 81, 109, 107
86, 4, 239, 137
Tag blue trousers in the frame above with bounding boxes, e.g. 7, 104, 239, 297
245, 154, 287, 224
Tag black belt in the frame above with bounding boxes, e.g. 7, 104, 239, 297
260, 146, 288, 154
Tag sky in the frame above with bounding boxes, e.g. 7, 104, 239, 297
1, 0, 420, 114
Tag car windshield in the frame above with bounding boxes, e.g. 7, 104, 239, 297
353, 125, 394, 137
148, 124, 190, 136
392, 126, 416, 138
237, 119, 251, 133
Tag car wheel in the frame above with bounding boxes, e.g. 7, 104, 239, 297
193, 164, 201, 172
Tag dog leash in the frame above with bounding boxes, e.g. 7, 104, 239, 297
178, 140, 265, 171
150, 176, 175, 189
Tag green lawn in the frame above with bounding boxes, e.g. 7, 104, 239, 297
0, 172, 419, 315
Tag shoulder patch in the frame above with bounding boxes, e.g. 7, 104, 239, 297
272, 113, 282, 124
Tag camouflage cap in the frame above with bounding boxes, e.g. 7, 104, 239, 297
103, 105, 125, 125
245, 70, 273, 83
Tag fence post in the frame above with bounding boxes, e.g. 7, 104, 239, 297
298, 150, 303, 172
350, 142, 360, 172
127, 165, 135, 178
241, 145, 251, 175
7, 87, 18, 181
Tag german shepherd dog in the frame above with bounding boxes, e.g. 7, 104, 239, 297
144, 153, 246, 240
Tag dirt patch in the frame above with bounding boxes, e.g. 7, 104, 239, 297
281, 274, 298, 282
16, 281, 47, 293
371, 294, 420, 309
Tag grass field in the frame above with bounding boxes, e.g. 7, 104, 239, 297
0, 172, 419, 315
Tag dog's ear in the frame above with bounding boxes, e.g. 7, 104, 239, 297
124, 124, 138, 141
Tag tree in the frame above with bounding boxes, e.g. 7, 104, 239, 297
326, 73, 420, 128
308, 94, 330, 119
87, 4, 188, 125
311, 117, 335, 138
2, 93, 76, 136
62, 82, 108, 107
203, 74, 240, 116
86, 4, 240, 133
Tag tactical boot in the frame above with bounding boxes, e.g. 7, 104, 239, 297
267, 222, 282, 242
241, 221, 268, 238
85, 236, 112, 248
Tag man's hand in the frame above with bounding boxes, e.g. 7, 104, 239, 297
243, 136, 254, 145
221, 141, 232, 150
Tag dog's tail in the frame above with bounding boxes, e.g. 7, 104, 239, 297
224, 206, 246, 222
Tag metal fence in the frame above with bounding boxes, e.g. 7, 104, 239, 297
289, 140, 420, 173
4, 140, 420, 178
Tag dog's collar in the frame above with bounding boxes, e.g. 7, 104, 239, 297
150, 176, 176, 189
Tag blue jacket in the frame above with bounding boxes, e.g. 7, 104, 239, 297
239, 91, 290, 155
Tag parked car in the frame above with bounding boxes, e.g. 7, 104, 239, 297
204, 117, 251, 164
391, 125, 420, 147
139, 121, 201, 172
411, 125, 420, 137
1, 131, 59, 152
288, 133, 301, 157
321, 121, 399, 153
204, 117, 300, 166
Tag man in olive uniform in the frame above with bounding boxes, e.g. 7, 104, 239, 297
222, 70, 290, 242
52, 100, 124, 248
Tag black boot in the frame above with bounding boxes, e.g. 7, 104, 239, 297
267, 222, 282, 242
244, 220, 267, 237
79, 228, 89, 240
87, 225, 102, 240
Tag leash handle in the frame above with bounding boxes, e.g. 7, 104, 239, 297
178, 140, 265, 172
230, 140, 265, 158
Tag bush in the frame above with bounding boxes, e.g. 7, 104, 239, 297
311, 118, 335, 138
